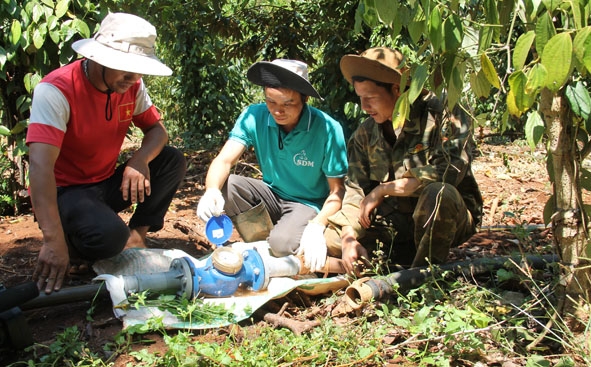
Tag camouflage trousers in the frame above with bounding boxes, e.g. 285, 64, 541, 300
325, 182, 476, 268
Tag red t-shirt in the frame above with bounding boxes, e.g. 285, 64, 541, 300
26, 60, 161, 186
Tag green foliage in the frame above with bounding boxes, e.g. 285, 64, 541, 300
126, 291, 239, 324
8, 326, 108, 367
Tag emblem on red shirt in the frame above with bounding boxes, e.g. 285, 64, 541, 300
118, 103, 134, 122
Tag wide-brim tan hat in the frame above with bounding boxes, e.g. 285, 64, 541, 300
340, 47, 407, 85
247, 59, 322, 99
72, 12, 172, 76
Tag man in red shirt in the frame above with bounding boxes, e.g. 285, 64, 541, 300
26, 13, 186, 294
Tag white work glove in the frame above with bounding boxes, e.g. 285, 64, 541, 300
196, 188, 225, 222
297, 221, 327, 272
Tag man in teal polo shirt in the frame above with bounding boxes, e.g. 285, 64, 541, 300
197, 59, 348, 272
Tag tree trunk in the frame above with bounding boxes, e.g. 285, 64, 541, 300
540, 88, 591, 330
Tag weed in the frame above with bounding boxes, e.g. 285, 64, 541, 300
7, 326, 109, 367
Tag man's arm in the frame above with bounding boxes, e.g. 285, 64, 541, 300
28, 142, 70, 294
205, 140, 247, 190
311, 177, 345, 225
358, 177, 420, 228
121, 121, 168, 203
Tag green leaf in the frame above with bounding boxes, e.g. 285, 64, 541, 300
33, 28, 45, 49
40, 0, 55, 7
447, 65, 462, 110
509, 71, 535, 111
0, 126, 11, 136
566, 81, 591, 120
541, 33, 573, 92
55, 0, 71, 19
525, 111, 545, 150
507, 89, 523, 118
543, 195, 554, 226
565, 0, 583, 29
513, 31, 535, 71
481, 53, 500, 89
541, 0, 562, 12
392, 91, 410, 130
525, 63, 548, 94
24, 73, 42, 93
429, 7, 442, 52
535, 12, 556, 54
443, 14, 463, 52
408, 6, 425, 44
525, 354, 552, 367
32, 3, 45, 23
374, 0, 398, 26
10, 20, 22, 46
497, 268, 515, 282
408, 63, 427, 103
478, 26, 495, 54
47, 15, 59, 31
49, 30, 60, 44
10, 121, 28, 135
0, 46, 6, 68
573, 27, 591, 74
581, 168, 591, 191
72, 18, 90, 39
470, 71, 491, 98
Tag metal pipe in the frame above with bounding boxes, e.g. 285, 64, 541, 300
343, 254, 560, 311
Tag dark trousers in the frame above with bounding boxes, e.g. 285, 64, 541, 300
56, 146, 186, 260
326, 182, 476, 269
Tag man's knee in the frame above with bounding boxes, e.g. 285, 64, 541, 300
414, 183, 465, 222
268, 229, 299, 257
68, 219, 129, 260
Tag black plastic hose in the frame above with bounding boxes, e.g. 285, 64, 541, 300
343, 254, 560, 311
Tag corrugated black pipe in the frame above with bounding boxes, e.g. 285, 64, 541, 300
343, 254, 560, 311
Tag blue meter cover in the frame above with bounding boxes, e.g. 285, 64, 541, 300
205, 214, 233, 246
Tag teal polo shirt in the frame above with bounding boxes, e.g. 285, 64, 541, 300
229, 103, 348, 211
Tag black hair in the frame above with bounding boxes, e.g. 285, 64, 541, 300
263, 86, 307, 104
351, 76, 395, 95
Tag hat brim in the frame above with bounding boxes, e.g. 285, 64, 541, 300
340, 54, 403, 85
72, 39, 172, 76
247, 61, 322, 99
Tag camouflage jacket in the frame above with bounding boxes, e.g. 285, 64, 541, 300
328, 93, 483, 238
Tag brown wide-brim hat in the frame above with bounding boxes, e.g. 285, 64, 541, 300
247, 59, 322, 99
340, 47, 407, 85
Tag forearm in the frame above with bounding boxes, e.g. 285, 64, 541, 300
313, 190, 344, 225
29, 166, 66, 246
312, 177, 346, 225
375, 177, 421, 197
204, 157, 233, 190
134, 121, 168, 164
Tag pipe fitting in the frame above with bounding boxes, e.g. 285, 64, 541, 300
343, 277, 374, 311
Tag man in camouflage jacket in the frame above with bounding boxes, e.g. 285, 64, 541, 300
324, 47, 483, 274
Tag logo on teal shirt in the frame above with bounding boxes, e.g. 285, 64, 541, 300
293, 150, 314, 167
